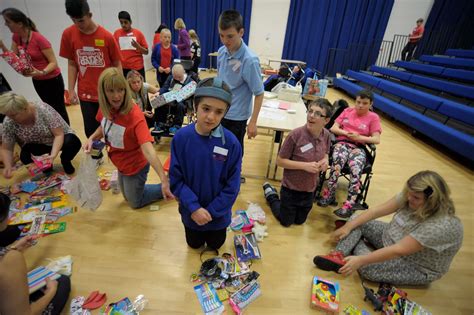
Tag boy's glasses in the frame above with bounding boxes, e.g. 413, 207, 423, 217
307, 110, 327, 118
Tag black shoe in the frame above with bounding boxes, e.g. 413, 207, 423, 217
62, 160, 75, 174
240, 176, 246, 184
262, 182, 278, 199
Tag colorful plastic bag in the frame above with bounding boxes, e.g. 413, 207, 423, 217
303, 73, 329, 98
65, 154, 102, 211
1, 47, 33, 74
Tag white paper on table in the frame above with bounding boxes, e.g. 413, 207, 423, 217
263, 100, 280, 109
259, 108, 286, 121
119, 36, 137, 50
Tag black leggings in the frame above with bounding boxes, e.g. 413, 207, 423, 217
154, 102, 186, 127
32, 74, 70, 125
20, 133, 81, 165
30, 275, 71, 315
79, 101, 100, 138
184, 226, 227, 250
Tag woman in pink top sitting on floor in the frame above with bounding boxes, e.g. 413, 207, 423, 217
318, 90, 381, 218
0, 8, 70, 124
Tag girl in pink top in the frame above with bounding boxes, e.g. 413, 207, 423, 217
318, 90, 381, 218
0, 8, 69, 124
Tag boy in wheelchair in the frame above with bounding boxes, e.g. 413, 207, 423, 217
317, 90, 381, 218
263, 98, 332, 227
151, 63, 199, 137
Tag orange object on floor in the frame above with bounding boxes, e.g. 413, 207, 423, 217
82, 290, 107, 310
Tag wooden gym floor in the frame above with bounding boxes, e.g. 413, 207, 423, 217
1, 71, 472, 314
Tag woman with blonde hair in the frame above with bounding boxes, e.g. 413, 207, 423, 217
83, 68, 174, 209
189, 29, 201, 74
126, 70, 159, 127
0, 92, 81, 178
174, 18, 191, 60
313, 170, 463, 285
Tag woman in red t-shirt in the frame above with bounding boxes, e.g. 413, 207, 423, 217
83, 68, 174, 209
0, 8, 70, 124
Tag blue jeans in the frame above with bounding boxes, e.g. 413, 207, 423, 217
118, 164, 163, 209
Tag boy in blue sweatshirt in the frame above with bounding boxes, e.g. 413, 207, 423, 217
170, 77, 242, 250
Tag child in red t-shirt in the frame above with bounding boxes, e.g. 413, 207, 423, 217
60, 0, 122, 138
151, 28, 179, 87
113, 11, 148, 79
83, 67, 174, 209
401, 18, 424, 61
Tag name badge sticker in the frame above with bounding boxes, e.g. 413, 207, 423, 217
213, 146, 228, 162
300, 142, 314, 153
232, 60, 241, 72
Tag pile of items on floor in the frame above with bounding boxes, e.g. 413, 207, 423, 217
191, 202, 268, 314
6, 172, 74, 238
311, 265, 432, 314
70, 293, 148, 314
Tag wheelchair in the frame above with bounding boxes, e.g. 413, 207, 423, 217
313, 99, 377, 210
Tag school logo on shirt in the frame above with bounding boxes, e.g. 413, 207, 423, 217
358, 123, 367, 131
76, 48, 105, 76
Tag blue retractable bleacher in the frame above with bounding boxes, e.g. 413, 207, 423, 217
409, 74, 474, 100
445, 49, 474, 59
333, 77, 363, 96
394, 61, 474, 83
333, 76, 474, 162
369, 65, 412, 81
441, 68, 474, 83
346, 70, 382, 86
370, 66, 474, 100
437, 100, 474, 127
394, 61, 444, 76
420, 55, 474, 69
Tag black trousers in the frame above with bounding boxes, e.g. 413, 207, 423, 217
79, 101, 100, 138
157, 72, 171, 88
30, 275, 71, 315
0, 225, 21, 247
154, 102, 186, 127
191, 57, 201, 74
20, 133, 81, 165
221, 118, 247, 155
123, 68, 146, 80
401, 42, 418, 61
184, 226, 227, 250
268, 186, 314, 227
32, 74, 70, 125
